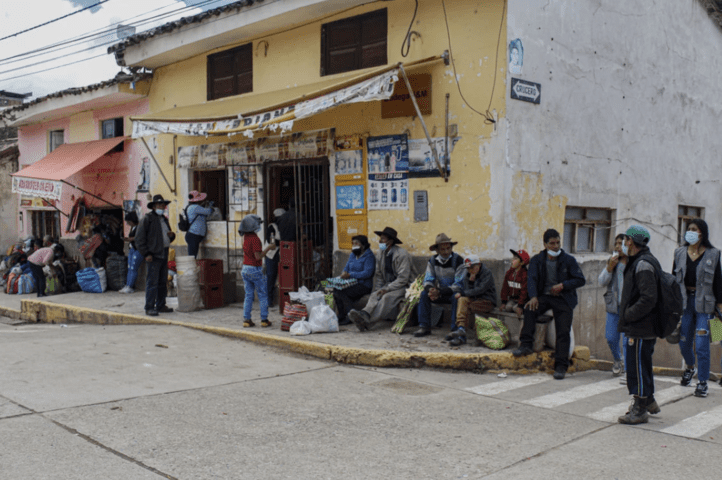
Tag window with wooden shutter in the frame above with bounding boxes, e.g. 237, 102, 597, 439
321, 9, 387, 76
207, 43, 253, 101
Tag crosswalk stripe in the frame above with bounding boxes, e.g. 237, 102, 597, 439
660, 404, 722, 438
586, 385, 692, 422
465, 376, 552, 396
523, 378, 623, 408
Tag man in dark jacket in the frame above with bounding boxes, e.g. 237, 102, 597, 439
135, 194, 176, 316
513, 228, 586, 380
447, 254, 497, 346
617, 225, 660, 425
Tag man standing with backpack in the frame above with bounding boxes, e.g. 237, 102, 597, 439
618, 225, 662, 425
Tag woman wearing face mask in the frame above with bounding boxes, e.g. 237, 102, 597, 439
598, 234, 628, 379
672, 219, 722, 398
333, 235, 376, 325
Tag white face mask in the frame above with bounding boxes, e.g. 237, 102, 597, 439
622, 243, 630, 256
547, 249, 561, 257
685, 231, 700, 245
155, 209, 165, 216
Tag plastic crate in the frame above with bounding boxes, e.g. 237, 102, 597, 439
201, 284, 224, 309
279, 263, 298, 291
197, 259, 223, 285
279, 287, 294, 316
279, 241, 296, 266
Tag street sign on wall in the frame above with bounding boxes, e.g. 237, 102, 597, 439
510, 78, 541, 104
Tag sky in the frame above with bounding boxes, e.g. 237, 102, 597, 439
0, 0, 239, 99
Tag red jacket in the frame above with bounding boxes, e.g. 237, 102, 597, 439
500, 267, 528, 306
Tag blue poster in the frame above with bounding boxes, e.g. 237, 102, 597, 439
367, 134, 409, 174
336, 185, 365, 210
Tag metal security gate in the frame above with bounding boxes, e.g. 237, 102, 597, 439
226, 163, 259, 278
264, 158, 332, 289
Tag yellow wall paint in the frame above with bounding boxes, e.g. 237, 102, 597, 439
68, 111, 96, 143
142, 0, 509, 255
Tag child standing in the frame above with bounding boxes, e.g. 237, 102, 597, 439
239, 214, 274, 328
500, 249, 530, 316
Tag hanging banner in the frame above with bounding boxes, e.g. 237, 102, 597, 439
367, 134, 409, 210
407, 137, 462, 178
131, 69, 398, 139
12, 177, 63, 200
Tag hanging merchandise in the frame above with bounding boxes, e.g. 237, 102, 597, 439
367, 134, 409, 210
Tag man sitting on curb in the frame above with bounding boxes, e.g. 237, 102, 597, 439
513, 228, 586, 380
447, 254, 497, 346
414, 233, 465, 337
349, 227, 415, 331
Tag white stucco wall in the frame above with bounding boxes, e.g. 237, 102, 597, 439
506, 0, 722, 271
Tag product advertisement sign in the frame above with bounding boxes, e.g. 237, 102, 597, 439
367, 134, 409, 210
407, 137, 461, 178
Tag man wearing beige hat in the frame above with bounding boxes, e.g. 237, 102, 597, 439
414, 233, 465, 337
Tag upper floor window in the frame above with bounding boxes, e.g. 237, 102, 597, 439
49, 130, 64, 152
101, 117, 124, 139
563, 207, 613, 253
207, 43, 253, 101
678, 205, 704, 245
321, 9, 387, 76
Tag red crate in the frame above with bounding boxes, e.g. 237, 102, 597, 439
197, 259, 223, 285
279, 287, 294, 315
201, 284, 224, 309
279, 242, 296, 266
279, 263, 298, 291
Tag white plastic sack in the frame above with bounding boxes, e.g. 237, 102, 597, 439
308, 304, 339, 333
95, 267, 108, 293
545, 320, 576, 358
290, 320, 312, 336
177, 262, 203, 312
288, 286, 326, 312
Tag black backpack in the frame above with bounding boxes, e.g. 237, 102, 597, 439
638, 253, 683, 340
178, 207, 191, 232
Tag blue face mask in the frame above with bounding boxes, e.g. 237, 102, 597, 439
622, 243, 629, 256
685, 231, 700, 245
155, 209, 165, 216
379, 243, 387, 252
547, 249, 561, 257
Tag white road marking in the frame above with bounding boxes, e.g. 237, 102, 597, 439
465, 375, 552, 396
524, 378, 623, 408
661, 404, 722, 438
587, 385, 692, 422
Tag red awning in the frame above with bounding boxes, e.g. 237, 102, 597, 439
11, 136, 126, 182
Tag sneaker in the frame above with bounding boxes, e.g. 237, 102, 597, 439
618, 396, 649, 425
261, 320, 272, 328
694, 381, 708, 398
146, 309, 159, 317
243, 320, 255, 328
681, 366, 697, 386
612, 360, 623, 377
119, 286, 130, 294
450, 327, 466, 339
449, 336, 466, 347
512, 345, 534, 357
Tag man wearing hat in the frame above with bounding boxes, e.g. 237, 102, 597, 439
513, 228, 585, 380
414, 233, 465, 337
617, 225, 660, 425
448, 254, 498, 346
348, 227, 415, 331
135, 195, 176, 316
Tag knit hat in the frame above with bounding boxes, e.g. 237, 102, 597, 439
625, 225, 650, 246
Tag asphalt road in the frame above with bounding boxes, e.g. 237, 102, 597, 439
1, 318, 720, 479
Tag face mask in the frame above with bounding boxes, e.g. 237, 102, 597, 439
155, 209, 165, 216
547, 249, 561, 257
352, 246, 362, 253
379, 243, 387, 252
685, 231, 700, 245
622, 243, 629, 256
438, 254, 451, 263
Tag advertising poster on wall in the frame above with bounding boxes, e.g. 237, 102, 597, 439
335, 150, 363, 176
336, 184, 365, 210
229, 166, 256, 212
407, 137, 461, 178
367, 134, 409, 210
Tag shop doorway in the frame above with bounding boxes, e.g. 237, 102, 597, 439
264, 159, 332, 289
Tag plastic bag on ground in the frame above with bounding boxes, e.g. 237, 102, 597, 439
290, 320, 312, 336
308, 304, 339, 333
288, 286, 326, 312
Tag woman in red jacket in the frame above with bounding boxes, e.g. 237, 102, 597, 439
500, 249, 529, 316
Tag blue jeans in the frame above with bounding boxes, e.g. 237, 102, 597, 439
418, 289, 457, 329
144, 254, 168, 312
605, 312, 626, 364
185, 232, 204, 258
266, 255, 279, 306
679, 291, 712, 383
126, 248, 143, 289
242, 265, 268, 321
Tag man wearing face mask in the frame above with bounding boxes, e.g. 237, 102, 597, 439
414, 233, 465, 337
513, 228, 586, 380
135, 194, 176, 317
348, 227, 415, 331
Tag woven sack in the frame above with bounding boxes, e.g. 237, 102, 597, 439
281, 303, 308, 332
475, 315, 511, 350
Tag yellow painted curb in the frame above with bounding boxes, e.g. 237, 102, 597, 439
22, 299, 593, 373
0, 306, 23, 321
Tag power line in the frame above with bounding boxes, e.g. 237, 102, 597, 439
0, 0, 112, 42
0, 53, 109, 83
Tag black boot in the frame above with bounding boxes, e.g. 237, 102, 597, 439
618, 396, 649, 425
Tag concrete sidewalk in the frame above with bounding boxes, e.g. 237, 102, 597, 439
0, 289, 596, 373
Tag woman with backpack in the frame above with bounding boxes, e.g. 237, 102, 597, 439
184, 190, 213, 258
673, 218, 722, 398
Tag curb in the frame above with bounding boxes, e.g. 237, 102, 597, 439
21, 299, 593, 373
0, 305, 24, 321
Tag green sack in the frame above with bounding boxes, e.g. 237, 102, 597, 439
711, 317, 722, 343
475, 315, 511, 350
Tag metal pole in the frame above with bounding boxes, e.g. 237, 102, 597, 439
61, 181, 116, 207
141, 136, 175, 194
445, 93, 450, 182
398, 64, 446, 180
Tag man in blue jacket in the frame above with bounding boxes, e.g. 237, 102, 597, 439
513, 228, 586, 379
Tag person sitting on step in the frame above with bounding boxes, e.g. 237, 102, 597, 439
447, 254, 497, 347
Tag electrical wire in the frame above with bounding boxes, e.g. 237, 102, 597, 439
400, 0, 418, 58
441, 0, 506, 125
0, 0, 111, 42
0, 53, 109, 83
